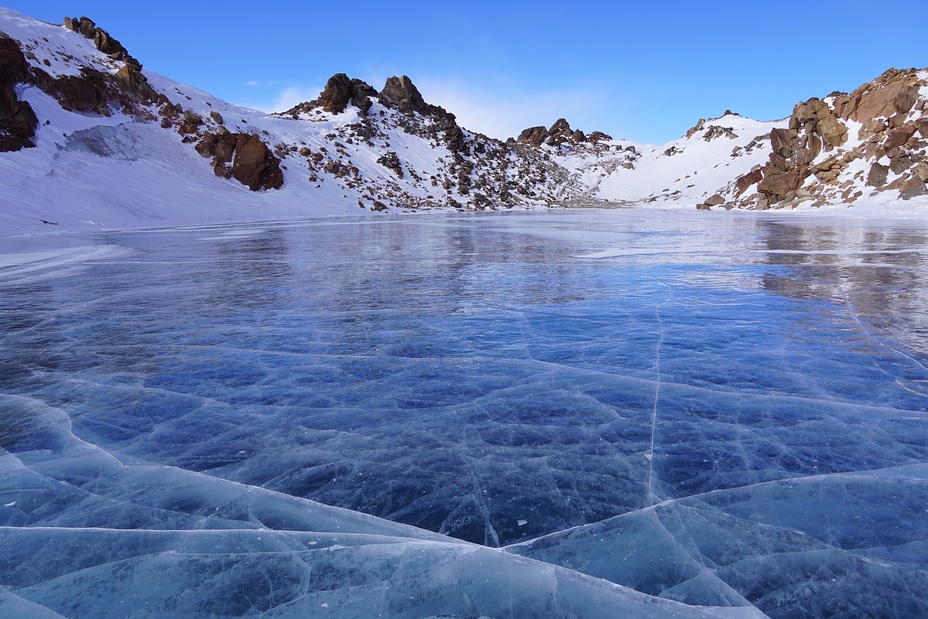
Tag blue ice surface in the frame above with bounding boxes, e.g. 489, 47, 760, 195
1, 209, 927, 617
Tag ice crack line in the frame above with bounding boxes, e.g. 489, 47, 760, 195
841, 293, 928, 398
645, 271, 673, 505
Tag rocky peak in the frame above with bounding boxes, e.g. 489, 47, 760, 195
684, 111, 741, 141
836, 67, 922, 125
732, 66, 928, 209
379, 75, 428, 113
310, 73, 377, 115
63, 16, 141, 71
515, 118, 611, 147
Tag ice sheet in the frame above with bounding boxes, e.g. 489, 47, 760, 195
2, 210, 927, 617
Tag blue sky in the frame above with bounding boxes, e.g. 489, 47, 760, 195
7, 1, 926, 143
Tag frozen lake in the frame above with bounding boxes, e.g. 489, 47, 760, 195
1, 210, 927, 618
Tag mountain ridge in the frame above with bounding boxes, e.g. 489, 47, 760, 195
1, 8, 926, 235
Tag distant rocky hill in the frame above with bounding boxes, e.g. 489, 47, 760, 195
0, 8, 926, 233
728, 68, 928, 209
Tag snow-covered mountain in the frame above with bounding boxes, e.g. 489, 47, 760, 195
1, 7, 926, 235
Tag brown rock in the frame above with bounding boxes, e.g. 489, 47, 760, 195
899, 175, 927, 199
316, 73, 353, 114
0, 85, 38, 151
704, 193, 725, 206
52, 73, 105, 112
76, 16, 96, 38
889, 155, 912, 175
866, 162, 888, 187
894, 85, 920, 114
516, 126, 548, 146
914, 162, 928, 182
885, 125, 916, 150
379, 75, 427, 113
231, 134, 284, 190
917, 119, 928, 139
842, 68, 920, 123
735, 168, 764, 195
377, 151, 404, 178
0, 37, 38, 151
213, 134, 236, 164
770, 128, 792, 157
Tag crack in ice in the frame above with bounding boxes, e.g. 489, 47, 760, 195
645, 270, 673, 506
841, 293, 928, 398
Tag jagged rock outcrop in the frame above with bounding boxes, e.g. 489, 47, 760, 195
284, 74, 378, 116
516, 118, 611, 148
63, 16, 141, 70
379, 75, 427, 113
20, 16, 161, 118
516, 126, 549, 147
316, 73, 377, 115
685, 112, 741, 141
0, 35, 38, 151
195, 132, 284, 191
734, 67, 928, 208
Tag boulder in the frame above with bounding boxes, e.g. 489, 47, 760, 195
309, 74, 378, 115
770, 128, 792, 157
183, 110, 203, 126
735, 168, 764, 195
915, 162, 928, 183
195, 131, 283, 190
231, 134, 284, 190
516, 126, 548, 146
884, 125, 915, 150
899, 175, 927, 200
316, 73, 353, 114
894, 85, 920, 114
866, 162, 888, 187
917, 119, 928, 139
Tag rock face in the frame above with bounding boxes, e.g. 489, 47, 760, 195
516, 126, 548, 147
195, 132, 284, 191
379, 76, 428, 114
735, 67, 928, 208
0, 35, 38, 151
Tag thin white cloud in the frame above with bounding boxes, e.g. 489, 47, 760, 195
244, 80, 275, 88
243, 84, 323, 114
416, 78, 607, 141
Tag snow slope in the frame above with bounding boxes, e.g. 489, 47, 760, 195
1, 6, 927, 239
